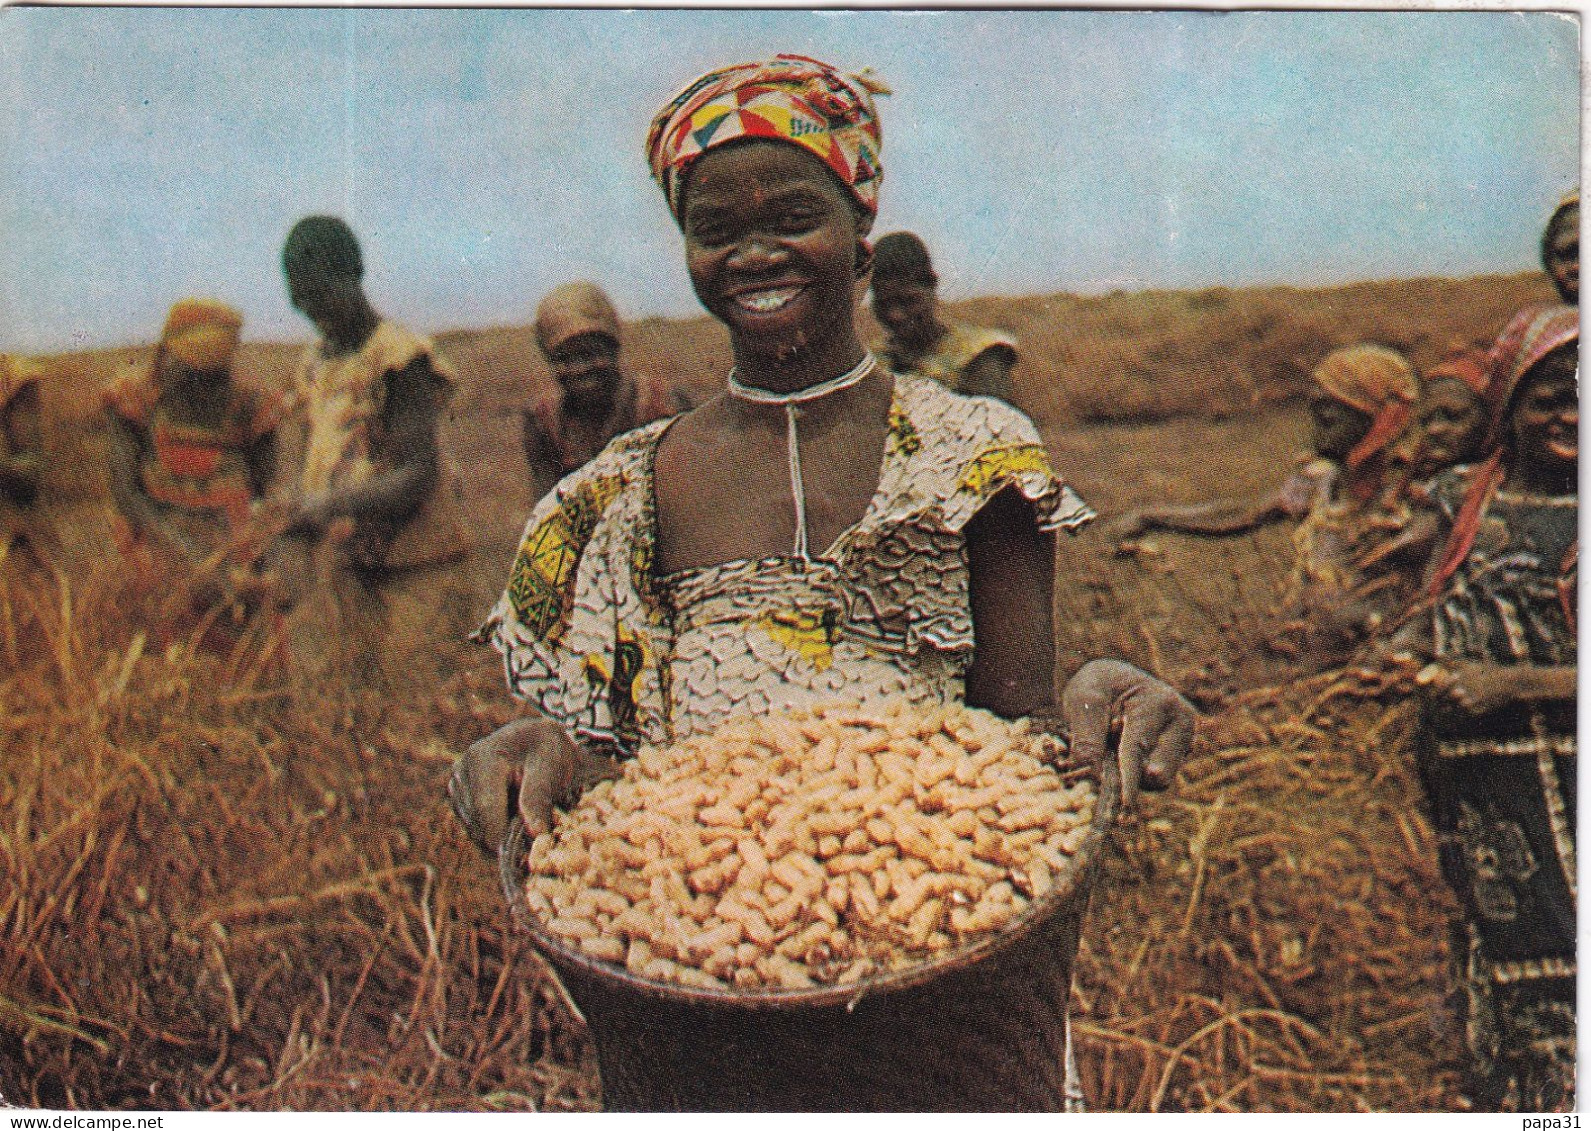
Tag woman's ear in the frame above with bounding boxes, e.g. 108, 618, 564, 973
855, 237, 875, 280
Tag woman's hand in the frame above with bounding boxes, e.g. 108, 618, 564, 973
448, 717, 619, 855
282, 492, 339, 540
1061, 659, 1196, 809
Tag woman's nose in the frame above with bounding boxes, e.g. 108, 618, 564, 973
728, 232, 787, 269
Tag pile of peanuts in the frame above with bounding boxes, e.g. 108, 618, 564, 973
521, 699, 1096, 992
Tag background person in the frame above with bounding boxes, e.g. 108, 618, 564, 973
521, 281, 689, 501
104, 298, 286, 659
1110, 344, 1424, 664
278, 215, 473, 689
1540, 191, 1577, 305
870, 231, 1018, 403
1396, 305, 1578, 1113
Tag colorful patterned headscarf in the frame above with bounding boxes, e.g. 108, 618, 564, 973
646, 54, 889, 223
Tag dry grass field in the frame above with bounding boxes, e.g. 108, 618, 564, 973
0, 271, 1556, 1111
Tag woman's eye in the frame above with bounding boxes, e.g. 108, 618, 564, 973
774, 210, 818, 233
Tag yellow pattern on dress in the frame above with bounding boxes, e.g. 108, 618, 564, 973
508, 473, 624, 642
957, 443, 1057, 499
757, 608, 840, 671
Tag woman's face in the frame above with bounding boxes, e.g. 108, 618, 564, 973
1510, 345, 1579, 478
870, 278, 939, 351
1417, 379, 1486, 472
681, 141, 864, 367
1307, 389, 1374, 462
156, 351, 229, 405
1545, 204, 1579, 304
285, 260, 358, 340
545, 331, 622, 412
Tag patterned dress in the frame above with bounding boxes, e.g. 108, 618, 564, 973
106, 374, 285, 536
103, 372, 287, 654
881, 321, 1018, 401
482, 373, 1092, 751
1422, 469, 1577, 1112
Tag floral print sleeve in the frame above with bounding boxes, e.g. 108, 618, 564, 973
479, 420, 674, 751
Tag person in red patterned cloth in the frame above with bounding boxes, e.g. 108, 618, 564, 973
105, 298, 287, 659
521, 281, 690, 502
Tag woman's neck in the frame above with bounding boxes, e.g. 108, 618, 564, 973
728, 328, 868, 396
326, 304, 381, 358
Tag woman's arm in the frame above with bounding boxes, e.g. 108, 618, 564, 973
449, 716, 622, 854
1114, 493, 1289, 540
1438, 662, 1578, 717
965, 485, 1196, 807
245, 428, 279, 501
288, 357, 441, 532
1110, 466, 1319, 542
106, 413, 157, 533
963, 485, 1054, 718
520, 410, 562, 505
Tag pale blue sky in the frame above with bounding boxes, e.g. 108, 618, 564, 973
0, 8, 1579, 353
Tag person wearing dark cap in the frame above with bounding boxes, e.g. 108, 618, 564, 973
521, 281, 688, 501
870, 231, 1018, 403
278, 215, 472, 688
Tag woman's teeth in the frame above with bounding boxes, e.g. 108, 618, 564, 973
735, 287, 801, 313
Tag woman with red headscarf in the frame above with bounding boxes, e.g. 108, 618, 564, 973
1395, 304, 1577, 1112
1110, 343, 1423, 666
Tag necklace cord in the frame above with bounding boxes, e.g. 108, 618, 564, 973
726, 353, 877, 562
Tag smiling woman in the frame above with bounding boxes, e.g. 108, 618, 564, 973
452, 53, 1195, 1111
1401, 305, 1579, 1112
